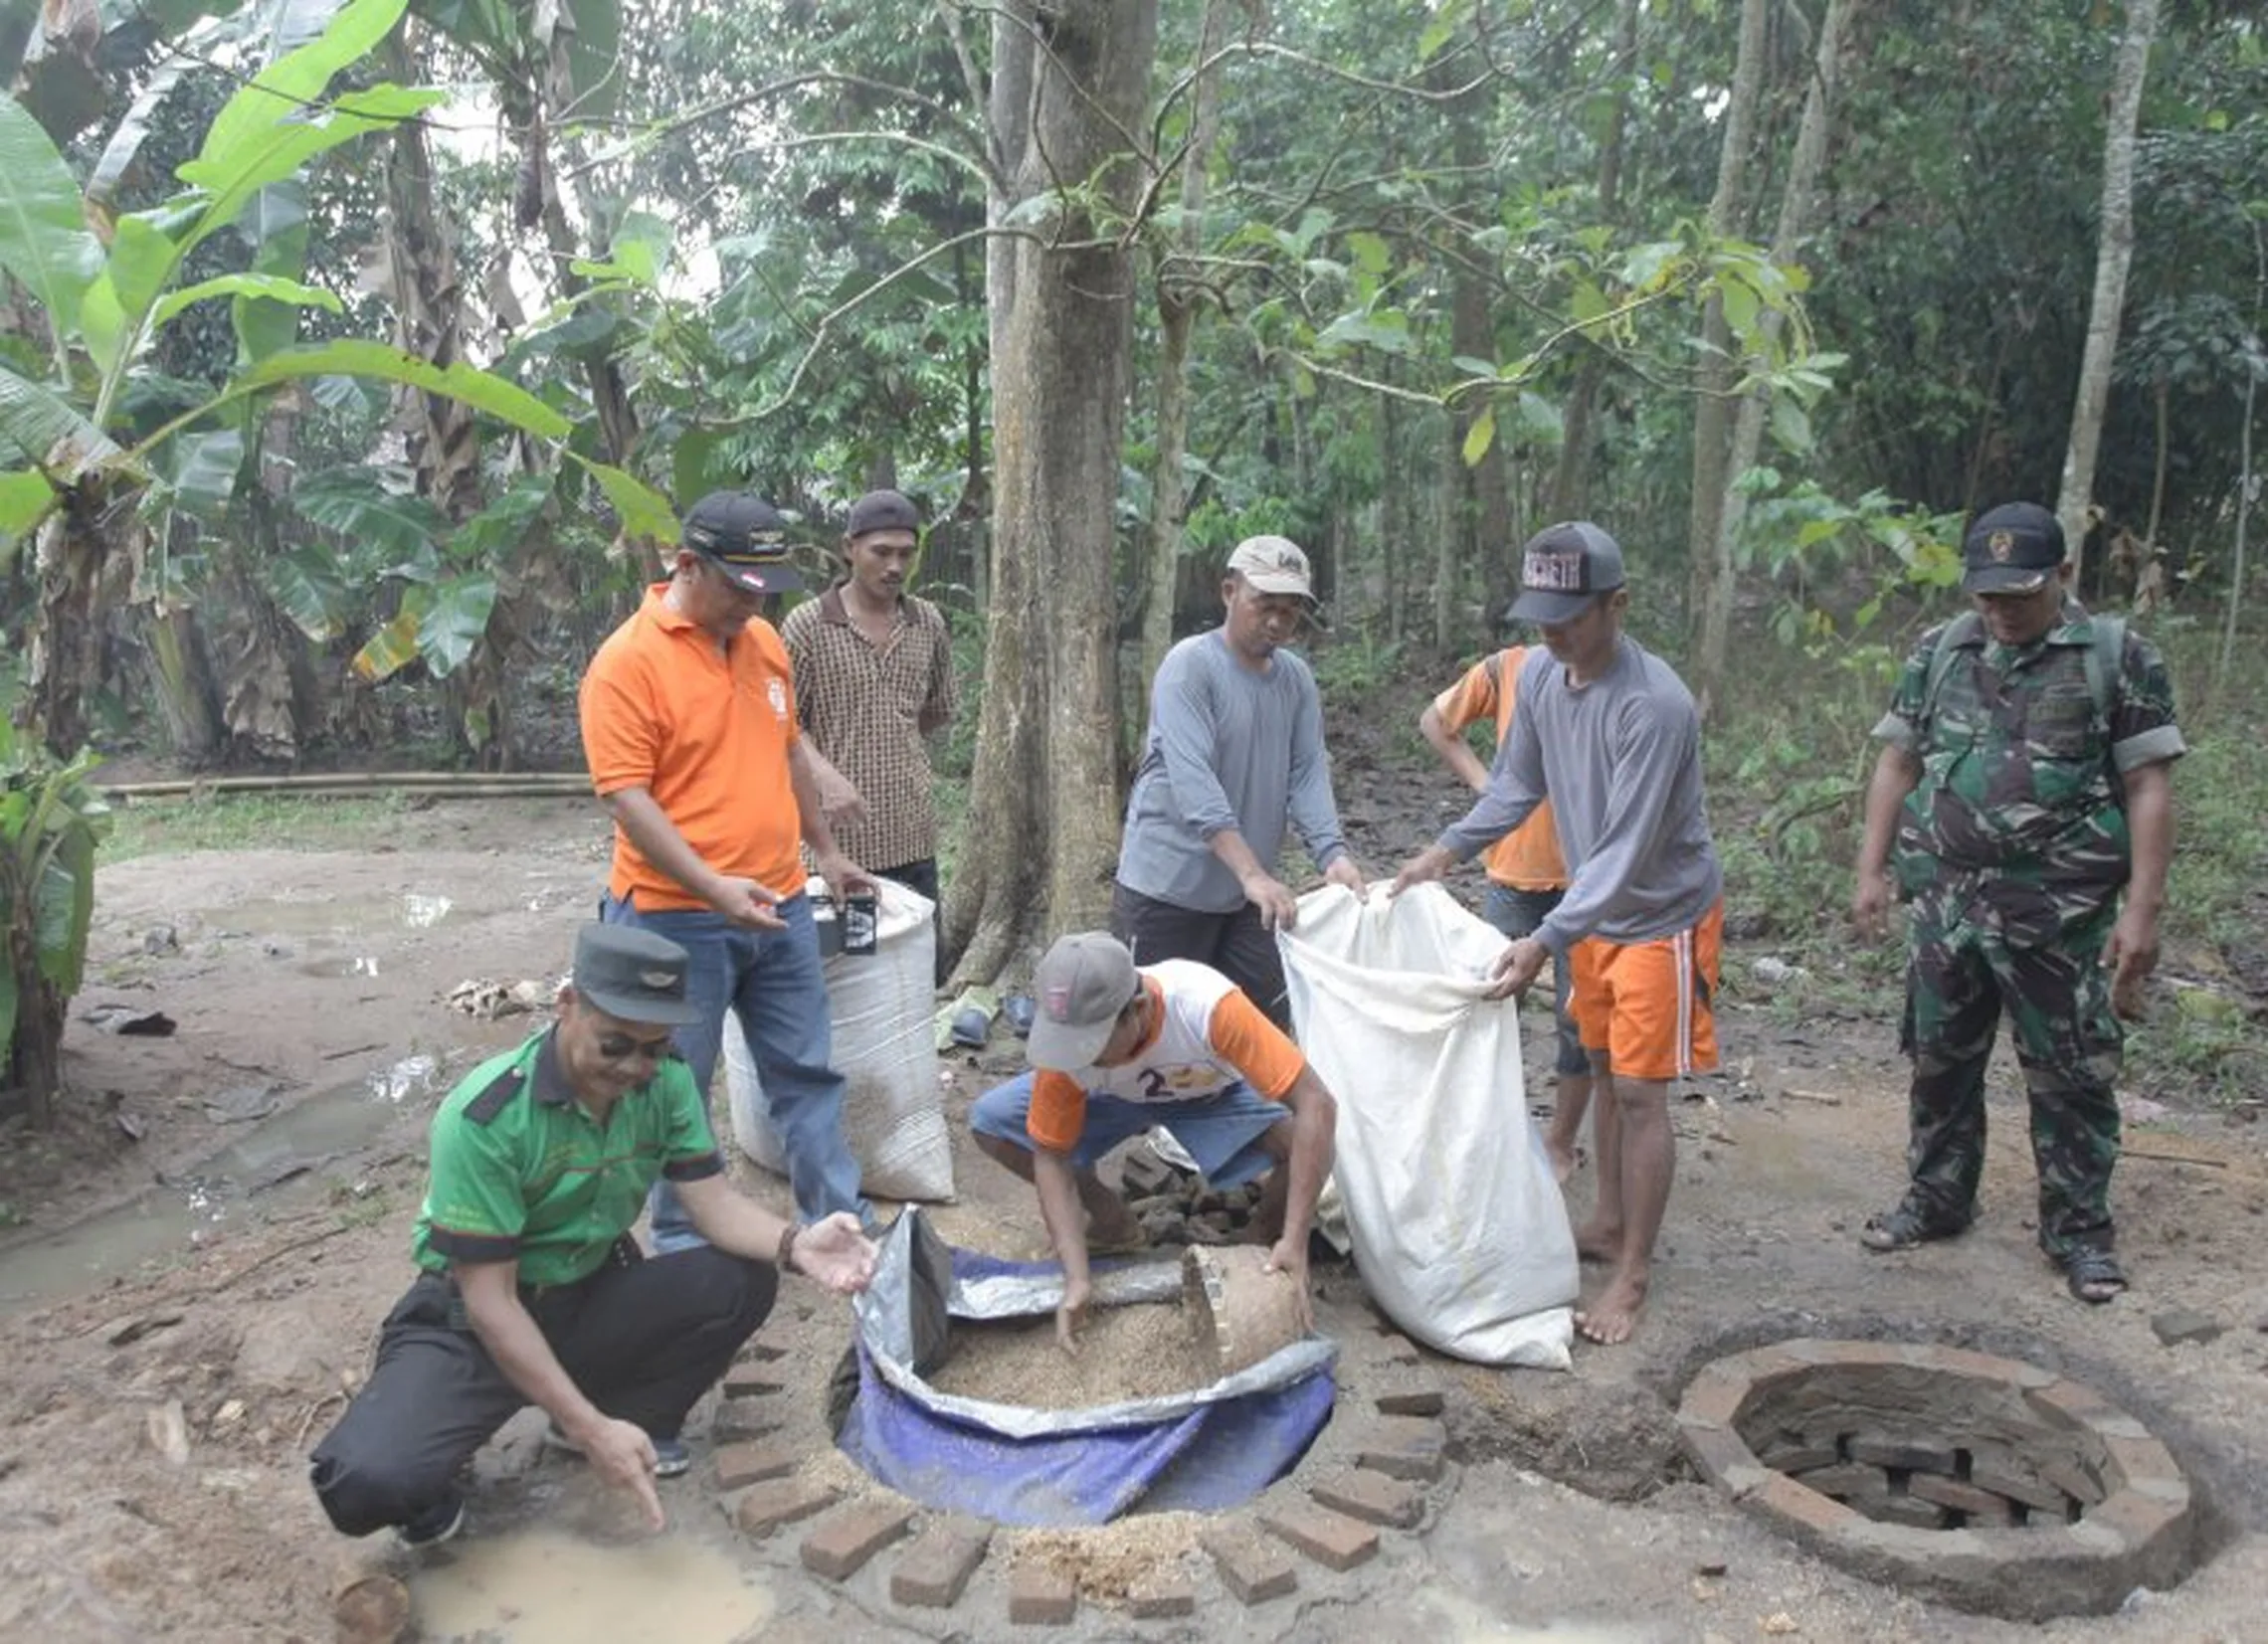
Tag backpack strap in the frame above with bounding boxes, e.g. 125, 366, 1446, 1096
1917, 611, 1984, 732
2082, 614, 2126, 729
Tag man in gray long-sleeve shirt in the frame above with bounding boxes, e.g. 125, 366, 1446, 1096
1114, 535, 1366, 1027
1395, 522, 1723, 1348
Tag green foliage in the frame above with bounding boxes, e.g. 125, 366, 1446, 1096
103, 791, 408, 860
1307, 629, 1406, 698
0, 721, 110, 1116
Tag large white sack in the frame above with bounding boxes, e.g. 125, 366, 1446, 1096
724, 877, 955, 1201
1280, 882, 1575, 1368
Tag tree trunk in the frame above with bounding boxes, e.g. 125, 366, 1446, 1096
141, 602, 226, 764
1548, 0, 1643, 524
1140, 0, 1231, 686
386, 27, 516, 767
1442, 60, 1514, 626
2055, 0, 2161, 586
3, 937, 65, 1127
1433, 407, 1459, 648
1699, 0, 1856, 718
22, 481, 135, 758
944, 0, 1161, 987
1686, 0, 1772, 662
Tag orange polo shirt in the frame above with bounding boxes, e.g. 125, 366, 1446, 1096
1430, 645, 1567, 892
580, 584, 805, 909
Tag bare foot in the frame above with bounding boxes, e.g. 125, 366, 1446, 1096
1574, 1272, 1648, 1346
1546, 1138, 1580, 1185
1573, 1219, 1620, 1264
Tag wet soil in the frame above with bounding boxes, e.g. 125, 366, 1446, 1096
2, 686, 2266, 1642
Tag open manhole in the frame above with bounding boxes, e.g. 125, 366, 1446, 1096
1676, 1340, 2194, 1621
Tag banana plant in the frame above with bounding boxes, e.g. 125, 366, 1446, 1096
0, 0, 672, 756
0, 717, 108, 1128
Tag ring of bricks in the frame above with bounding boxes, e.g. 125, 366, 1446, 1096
1675, 1338, 2194, 1622
702, 1334, 1456, 1624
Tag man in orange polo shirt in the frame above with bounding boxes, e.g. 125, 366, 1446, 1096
580, 490, 878, 1248
1419, 643, 1593, 1182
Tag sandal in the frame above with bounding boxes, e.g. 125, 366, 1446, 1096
2061, 1247, 2127, 1305
1858, 1200, 1969, 1253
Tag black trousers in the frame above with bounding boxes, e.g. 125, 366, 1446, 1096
309, 1244, 775, 1537
1110, 881, 1291, 1031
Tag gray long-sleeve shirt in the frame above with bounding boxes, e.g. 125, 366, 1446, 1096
1115, 631, 1349, 914
1437, 637, 1721, 953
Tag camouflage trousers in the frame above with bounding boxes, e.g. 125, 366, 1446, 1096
1896, 881, 2123, 1260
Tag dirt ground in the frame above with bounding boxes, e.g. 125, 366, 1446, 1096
3, 775, 2267, 1642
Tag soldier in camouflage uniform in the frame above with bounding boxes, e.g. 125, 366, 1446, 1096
1850, 502, 2182, 1305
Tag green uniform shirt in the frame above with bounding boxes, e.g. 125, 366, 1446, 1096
412, 1027, 724, 1288
1871, 599, 2184, 929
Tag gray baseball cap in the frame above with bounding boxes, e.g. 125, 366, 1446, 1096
571, 923, 702, 1025
1028, 932, 1142, 1071
1506, 521, 1625, 625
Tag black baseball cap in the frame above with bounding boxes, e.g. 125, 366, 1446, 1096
682, 490, 801, 594
1962, 502, 2064, 595
846, 489, 920, 539
1506, 522, 1625, 625
571, 923, 701, 1025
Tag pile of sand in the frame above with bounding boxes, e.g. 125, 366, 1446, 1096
923, 1300, 1211, 1409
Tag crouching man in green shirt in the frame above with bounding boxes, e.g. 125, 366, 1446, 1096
309, 923, 876, 1545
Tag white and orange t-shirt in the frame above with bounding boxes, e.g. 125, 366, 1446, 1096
1025, 960, 1306, 1153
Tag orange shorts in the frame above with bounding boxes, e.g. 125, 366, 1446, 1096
1566, 900, 1723, 1082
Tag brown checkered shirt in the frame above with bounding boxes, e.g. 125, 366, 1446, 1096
780, 582, 958, 871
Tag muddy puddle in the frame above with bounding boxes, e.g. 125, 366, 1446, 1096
412, 1527, 774, 1642
0, 1051, 450, 1316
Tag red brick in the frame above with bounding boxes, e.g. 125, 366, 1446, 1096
733, 1478, 840, 1539
1374, 1386, 1443, 1417
1008, 1565, 1075, 1625
1678, 1368, 1750, 1428
1126, 1574, 1196, 1619
722, 1367, 788, 1399
1753, 1471, 1859, 1539
2038, 1460, 2107, 1508
1260, 1503, 1379, 1571
1312, 1469, 1422, 1530
800, 1500, 916, 1581
714, 1440, 799, 1490
1909, 1473, 2017, 1524
890, 1521, 992, 1608
1789, 1463, 1887, 1502
1356, 1414, 1447, 1482
1201, 1526, 1296, 1605
1847, 1436, 1959, 1475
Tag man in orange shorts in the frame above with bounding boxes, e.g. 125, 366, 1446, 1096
1395, 523, 1723, 1346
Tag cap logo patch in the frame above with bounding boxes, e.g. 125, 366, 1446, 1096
1988, 529, 2014, 562
1523, 547, 1588, 593
1044, 985, 1072, 1020
638, 968, 676, 988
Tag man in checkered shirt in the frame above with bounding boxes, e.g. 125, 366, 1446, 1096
782, 490, 960, 966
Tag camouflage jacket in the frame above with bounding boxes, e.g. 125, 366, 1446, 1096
1872, 600, 2184, 920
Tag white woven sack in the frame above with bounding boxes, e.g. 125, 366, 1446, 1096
723, 877, 955, 1201
1279, 882, 1575, 1368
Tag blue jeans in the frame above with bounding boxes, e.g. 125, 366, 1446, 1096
1483, 883, 1590, 1077
602, 894, 869, 1245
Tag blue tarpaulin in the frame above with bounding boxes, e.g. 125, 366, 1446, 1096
838, 1217, 1338, 1527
